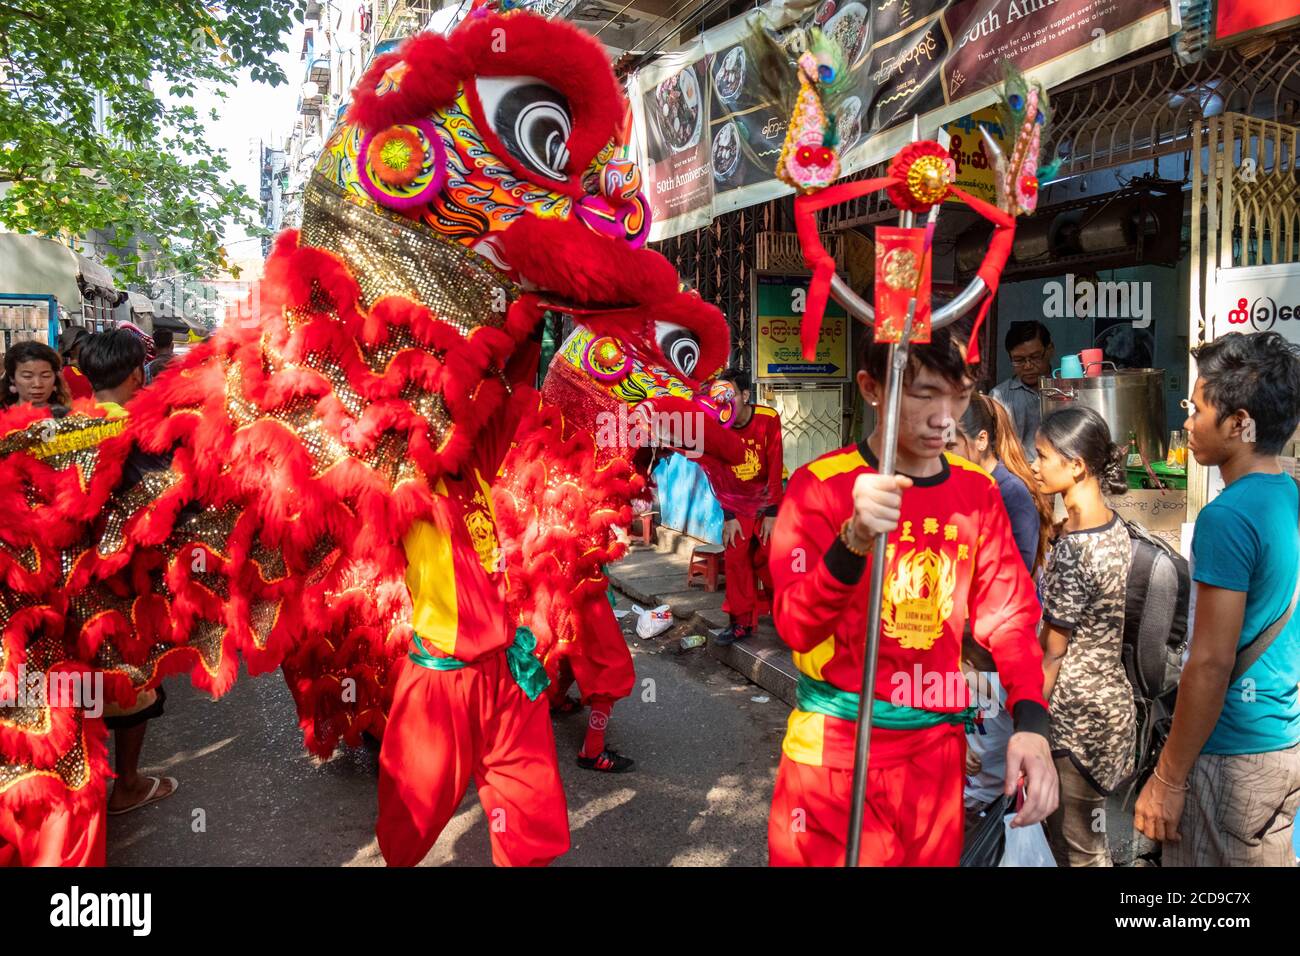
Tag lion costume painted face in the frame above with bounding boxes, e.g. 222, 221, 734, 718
304, 11, 702, 316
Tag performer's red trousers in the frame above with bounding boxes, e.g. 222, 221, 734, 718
547, 584, 635, 705
723, 512, 772, 627
376, 648, 570, 867
767, 722, 964, 866
0, 803, 105, 867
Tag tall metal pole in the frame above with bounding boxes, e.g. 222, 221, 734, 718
843, 250, 916, 868
843, 116, 920, 867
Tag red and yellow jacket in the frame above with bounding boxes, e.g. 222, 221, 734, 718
402, 468, 511, 664
400, 384, 532, 666
770, 442, 1048, 769
706, 404, 785, 520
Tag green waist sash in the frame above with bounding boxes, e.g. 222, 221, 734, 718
409, 626, 550, 702
796, 673, 979, 732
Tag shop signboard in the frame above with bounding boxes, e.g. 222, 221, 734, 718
636, 0, 1174, 241
1212, 262, 1300, 346
1213, 0, 1300, 47
942, 106, 1013, 205
753, 273, 850, 382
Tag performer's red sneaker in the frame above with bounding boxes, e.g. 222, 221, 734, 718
713, 622, 753, 647
577, 749, 635, 773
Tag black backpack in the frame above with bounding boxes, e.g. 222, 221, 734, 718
1114, 517, 1190, 814
1120, 518, 1190, 703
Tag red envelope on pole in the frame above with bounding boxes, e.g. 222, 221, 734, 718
873, 226, 931, 344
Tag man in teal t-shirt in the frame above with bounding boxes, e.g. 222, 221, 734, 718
1135, 331, 1300, 866
1192, 477, 1300, 754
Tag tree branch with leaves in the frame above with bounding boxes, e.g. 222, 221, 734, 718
0, 0, 302, 283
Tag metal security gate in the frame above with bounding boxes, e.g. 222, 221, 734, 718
1188, 111, 1300, 514
760, 384, 847, 476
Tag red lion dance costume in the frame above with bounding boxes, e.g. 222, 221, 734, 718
0, 6, 738, 867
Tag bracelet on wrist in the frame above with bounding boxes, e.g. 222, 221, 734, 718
1152, 766, 1189, 791
839, 518, 869, 557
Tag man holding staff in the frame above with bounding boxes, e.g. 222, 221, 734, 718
766, 326, 1058, 866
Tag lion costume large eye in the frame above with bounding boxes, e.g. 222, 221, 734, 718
656, 321, 700, 377
475, 76, 572, 181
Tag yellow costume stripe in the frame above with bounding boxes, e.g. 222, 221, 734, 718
791, 633, 835, 681
30, 420, 126, 460
943, 451, 995, 483
782, 710, 826, 766
808, 447, 868, 482
401, 478, 459, 657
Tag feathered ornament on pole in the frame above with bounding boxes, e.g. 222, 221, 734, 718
766, 26, 1057, 864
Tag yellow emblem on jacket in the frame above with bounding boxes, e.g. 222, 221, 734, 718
464, 508, 500, 573
881, 547, 957, 650
733, 444, 761, 481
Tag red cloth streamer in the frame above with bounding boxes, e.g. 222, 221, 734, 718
794, 176, 894, 361
793, 177, 1017, 363
947, 184, 1015, 364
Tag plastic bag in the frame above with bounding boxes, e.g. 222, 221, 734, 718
632, 603, 673, 639
998, 818, 1056, 867
959, 794, 1010, 867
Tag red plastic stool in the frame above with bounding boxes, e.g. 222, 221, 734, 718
687, 544, 725, 592
630, 510, 658, 546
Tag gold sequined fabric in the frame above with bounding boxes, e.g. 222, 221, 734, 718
97, 470, 182, 556
0, 414, 125, 493
301, 175, 519, 332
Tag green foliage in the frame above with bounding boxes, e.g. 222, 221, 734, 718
0, 0, 302, 282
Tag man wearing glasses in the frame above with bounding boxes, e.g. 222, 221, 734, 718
990, 321, 1055, 462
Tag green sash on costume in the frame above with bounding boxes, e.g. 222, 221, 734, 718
504, 627, 550, 701
409, 627, 551, 702
795, 673, 979, 732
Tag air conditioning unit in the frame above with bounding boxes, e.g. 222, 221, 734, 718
955, 181, 1185, 280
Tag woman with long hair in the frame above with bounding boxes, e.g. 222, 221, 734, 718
2, 341, 72, 409
953, 393, 1055, 832
953, 392, 1052, 575
1031, 405, 1136, 866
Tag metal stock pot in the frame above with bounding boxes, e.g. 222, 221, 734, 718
1039, 369, 1167, 464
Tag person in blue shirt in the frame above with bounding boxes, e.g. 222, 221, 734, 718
1135, 331, 1300, 866
990, 321, 1055, 464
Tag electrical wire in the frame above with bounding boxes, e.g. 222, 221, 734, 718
589, 0, 642, 39
621, 0, 735, 75
621, 0, 711, 64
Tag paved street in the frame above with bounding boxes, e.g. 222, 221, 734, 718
106, 597, 790, 866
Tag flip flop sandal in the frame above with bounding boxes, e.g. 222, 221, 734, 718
108, 775, 179, 816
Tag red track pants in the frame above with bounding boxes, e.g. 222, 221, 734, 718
376, 648, 570, 867
722, 512, 772, 627
546, 585, 635, 706
768, 722, 965, 866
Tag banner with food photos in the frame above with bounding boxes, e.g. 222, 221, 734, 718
637, 0, 1173, 241
632, 46, 716, 236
